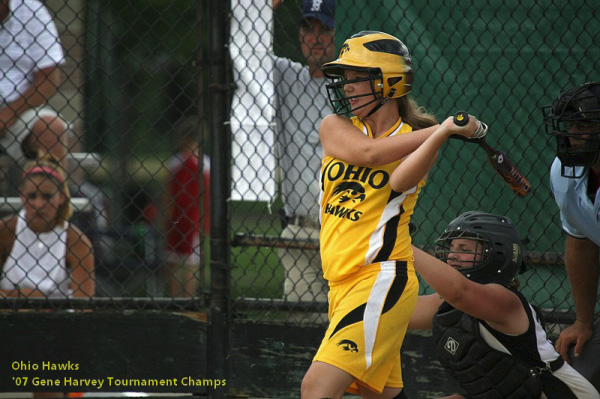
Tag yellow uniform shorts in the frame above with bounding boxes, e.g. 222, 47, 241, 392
314, 260, 418, 394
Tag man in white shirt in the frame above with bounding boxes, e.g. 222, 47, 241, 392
230, 0, 335, 321
0, 0, 67, 170
273, 0, 335, 316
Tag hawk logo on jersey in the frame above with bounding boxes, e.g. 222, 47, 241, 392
322, 162, 390, 222
333, 182, 366, 203
339, 43, 350, 57
337, 339, 359, 353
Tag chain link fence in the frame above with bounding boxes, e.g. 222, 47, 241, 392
0, 0, 207, 312
229, 0, 600, 328
0, 0, 598, 353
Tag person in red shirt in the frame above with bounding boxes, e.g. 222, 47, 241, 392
163, 118, 210, 297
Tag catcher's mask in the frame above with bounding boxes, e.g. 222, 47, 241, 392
542, 82, 600, 178
322, 30, 413, 116
435, 211, 523, 286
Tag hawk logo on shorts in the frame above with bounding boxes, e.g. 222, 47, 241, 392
444, 336, 459, 355
333, 182, 366, 204
337, 339, 359, 353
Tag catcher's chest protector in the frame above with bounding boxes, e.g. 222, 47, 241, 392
432, 304, 543, 399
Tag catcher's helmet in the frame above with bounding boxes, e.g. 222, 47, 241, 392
434, 211, 523, 285
322, 31, 413, 115
542, 82, 600, 178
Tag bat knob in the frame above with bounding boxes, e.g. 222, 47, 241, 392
454, 111, 469, 126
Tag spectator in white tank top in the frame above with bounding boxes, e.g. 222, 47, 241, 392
0, 154, 95, 299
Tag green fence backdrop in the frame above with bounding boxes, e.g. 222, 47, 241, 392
230, 0, 600, 320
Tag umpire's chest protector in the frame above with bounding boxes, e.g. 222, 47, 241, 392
432, 303, 543, 399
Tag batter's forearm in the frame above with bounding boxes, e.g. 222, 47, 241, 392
390, 127, 450, 192
5, 67, 61, 118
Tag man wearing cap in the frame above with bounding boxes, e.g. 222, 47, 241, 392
273, 0, 335, 319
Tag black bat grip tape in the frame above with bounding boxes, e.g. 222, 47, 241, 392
453, 111, 469, 126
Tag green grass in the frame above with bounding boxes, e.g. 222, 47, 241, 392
230, 200, 285, 299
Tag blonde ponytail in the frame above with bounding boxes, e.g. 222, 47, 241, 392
397, 96, 438, 130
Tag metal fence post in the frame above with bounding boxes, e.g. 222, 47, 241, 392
206, 1, 232, 398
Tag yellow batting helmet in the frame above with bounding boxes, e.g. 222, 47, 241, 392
322, 31, 413, 115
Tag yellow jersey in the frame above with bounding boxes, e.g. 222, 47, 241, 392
319, 116, 426, 283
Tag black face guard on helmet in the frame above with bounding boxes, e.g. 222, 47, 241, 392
434, 211, 523, 286
542, 82, 600, 178
325, 67, 386, 116
435, 230, 492, 270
